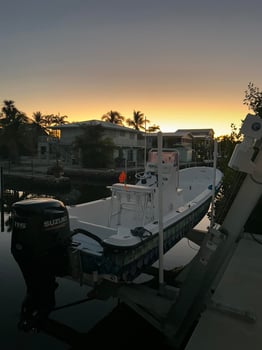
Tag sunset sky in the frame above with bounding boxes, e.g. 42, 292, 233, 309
1, 0, 262, 136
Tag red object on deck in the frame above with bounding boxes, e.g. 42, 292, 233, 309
119, 171, 126, 183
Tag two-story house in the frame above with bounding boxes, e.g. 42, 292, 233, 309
146, 129, 214, 163
178, 129, 214, 162
48, 120, 146, 167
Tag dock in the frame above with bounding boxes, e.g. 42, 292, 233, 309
185, 232, 262, 350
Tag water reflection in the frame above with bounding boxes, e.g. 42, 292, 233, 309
57, 183, 111, 205
2, 180, 112, 208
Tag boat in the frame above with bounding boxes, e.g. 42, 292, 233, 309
66, 148, 222, 284
11, 144, 222, 286
9, 135, 222, 332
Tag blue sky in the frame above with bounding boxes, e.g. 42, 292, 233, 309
1, 0, 262, 136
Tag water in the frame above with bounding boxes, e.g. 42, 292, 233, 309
0, 182, 210, 349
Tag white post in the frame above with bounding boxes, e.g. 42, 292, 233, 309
144, 117, 147, 169
157, 132, 164, 287
210, 140, 218, 228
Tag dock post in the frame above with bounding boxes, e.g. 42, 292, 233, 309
1, 167, 4, 232
157, 132, 164, 289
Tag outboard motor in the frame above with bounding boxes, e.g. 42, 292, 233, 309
11, 198, 71, 332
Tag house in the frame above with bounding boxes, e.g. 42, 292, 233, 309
48, 120, 146, 167
179, 128, 214, 162
146, 128, 214, 163
38, 121, 215, 167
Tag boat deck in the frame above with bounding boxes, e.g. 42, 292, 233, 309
186, 233, 262, 350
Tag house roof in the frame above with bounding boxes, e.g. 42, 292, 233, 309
176, 128, 214, 134
51, 121, 214, 138
176, 128, 214, 138
173, 130, 193, 137
51, 119, 139, 133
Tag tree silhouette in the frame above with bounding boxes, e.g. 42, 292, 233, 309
31, 111, 49, 136
243, 82, 262, 117
51, 113, 69, 126
0, 100, 32, 160
32, 111, 47, 127
101, 110, 124, 125
126, 110, 160, 132
32, 112, 68, 128
126, 110, 148, 130
147, 124, 160, 133
214, 123, 244, 225
0, 100, 29, 127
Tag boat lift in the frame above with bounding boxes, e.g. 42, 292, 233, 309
99, 113, 262, 348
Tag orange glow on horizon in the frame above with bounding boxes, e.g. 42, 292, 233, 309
18, 93, 248, 138
64, 105, 246, 137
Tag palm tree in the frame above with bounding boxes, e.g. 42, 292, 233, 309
101, 110, 124, 125
32, 111, 46, 126
32, 112, 68, 128
51, 113, 69, 126
31, 111, 49, 135
147, 124, 160, 133
31, 111, 69, 139
0, 100, 31, 160
126, 110, 160, 132
0, 100, 29, 127
126, 110, 149, 130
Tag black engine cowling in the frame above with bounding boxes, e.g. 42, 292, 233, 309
10, 197, 71, 331
11, 197, 71, 262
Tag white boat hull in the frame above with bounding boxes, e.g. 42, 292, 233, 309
68, 196, 212, 283
67, 165, 223, 283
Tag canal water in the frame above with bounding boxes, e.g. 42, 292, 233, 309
0, 181, 210, 350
